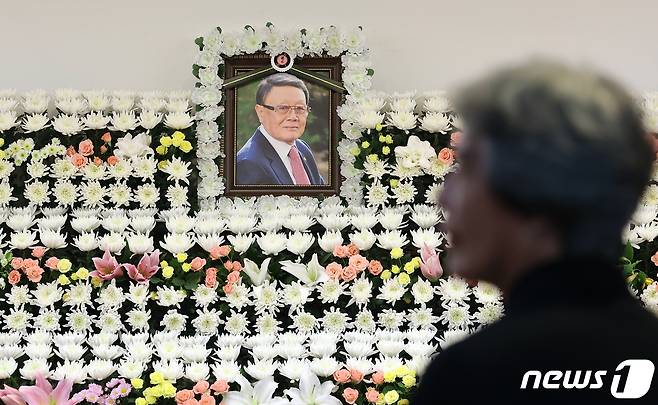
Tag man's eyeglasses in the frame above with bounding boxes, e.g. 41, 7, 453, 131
259, 104, 311, 116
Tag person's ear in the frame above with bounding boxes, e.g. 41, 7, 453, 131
255, 105, 264, 124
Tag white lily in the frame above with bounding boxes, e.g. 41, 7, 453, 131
243, 257, 271, 286
280, 254, 328, 286
223, 375, 290, 405
285, 367, 341, 405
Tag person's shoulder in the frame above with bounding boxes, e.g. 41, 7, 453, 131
237, 131, 265, 162
295, 138, 313, 153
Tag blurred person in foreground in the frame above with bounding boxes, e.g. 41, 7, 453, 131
414, 60, 658, 404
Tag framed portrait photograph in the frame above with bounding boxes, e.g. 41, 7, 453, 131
223, 52, 343, 197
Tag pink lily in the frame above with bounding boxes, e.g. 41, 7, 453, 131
0, 386, 26, 405
420, 243, 443, 282
124, 249, 160, 283
90, 247, 123, 281
17, 374, 79, 405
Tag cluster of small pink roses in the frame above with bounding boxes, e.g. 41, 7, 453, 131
327, 243, 383, 282
174, 379, 230, 405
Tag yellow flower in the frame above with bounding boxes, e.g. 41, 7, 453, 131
412, 257, 421, 268
160, 136, 173, 147
144, 396, 156, 405
396, 365, 412, 377
0, 150, 5, 159
160, 260, 169, 267
57, 275, 70, 286
182, 263, 192, 272
131, 378, 144, 389
403, 262, 415, 273
379, 135, 386, 142
135, 398, 147, 405
150, 292, 158, 300
176, 252, 188, 262
155, 145, 168, 155
397, 273, 411, 286
91, 276, 103, 288
384, 390, 399, 404
57, 258, 72, 273
75, 267, 89, 279
402, 375, 416, 388
646, 277, 654, 286
376, 394, 385, 405
62, 292, 70, 301
391, 247, 404, 259
180, 140, 193, 153
350, 146, 361, 156
375, 123, 383, 132
160, 382, 177, 398
389, 179, 399, 188
158, 160, 169, 170
172, 131, 185, 141
385, 135, 393, 144
383, 371, 396, 383
149, 371, 165, 385
70, 274, 78, 281
381, 270, 392, 280
0, 138, 4, 147
361, 141, 370, 149
382, 146, 390, 155
367, 153, 379, 162
172, 138, 182, 147
162, 266, 174, 279
391, 265, 400, 274
397, 400, 410, 405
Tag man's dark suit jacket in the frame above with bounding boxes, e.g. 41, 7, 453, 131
414, 257, 658, 404
235, 129, 324, 185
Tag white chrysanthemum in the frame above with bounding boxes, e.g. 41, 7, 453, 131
107, 182, 131, 207
440, 303, 473, 329
387, 111, 417, 131
22, 114, 49, 133
407, 308, 438, 330
166, 184, 190, 208
34, 309, 60, 332
392, 181, 416, 204
52, 181, 77, 207
51, 158, 77, 179
0, 180, 16, 206
66, 309, 93, 332
96, 280, 126, 309
32, 281, 63, 308
473, 281, 503, 304
3, 308, 32, 331
133, 156, 157, 179
161, 157, 191, 184
252, 281, 281, 314
23, 93, 49, 114
376, 230, 408, 250
65, 283, 92, 307
156, 286, 186, 308
139, 110, 163, 129
0, 111, 19, 132
191, 87, 222, 107
353, 310, 377, 332
420, 112, 452, 133
7, 285, 31, 306
411, 279, 435, 305
161, 310, 188, 334
193, 285, 219, 307
223, 283, 251, 310
286, 231, 314, 256
109, 111, 138, 132
437, 276, 471, 303
53, 114, 84, 135
366, 181, 390, 207
255, 313, 281, 335
257, 232, 288, 255
475, 303, 504, 325
377, 279, 406, 304
81, 161, 106, 180
318, 279, 345, 304
164, 112, 194, 130
192, 308, 221, 335
135, 183, 160, 207
24, 180, 50, 205
282, 281, 311, 309
223, 311, 249, 335
291, 311, 317, 334
0, 160, 14, 179
349, 276, 372, 307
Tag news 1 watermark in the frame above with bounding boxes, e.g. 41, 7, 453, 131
520, 360, 655, 399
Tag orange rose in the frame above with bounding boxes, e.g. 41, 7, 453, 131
438, 147, 454, 164
193, 380, 210, 395
222, 283, 234, 295
22, 259, 38, 269
350, 369, 364, 383
342, 388, 359, 404
333, 369, 352, 384
25, 266, 44, 282
652, 251, 658, 266
78, 139, 94, 156
10, 258, 23, 270
93, 157, 102, 166
8, 270, 20, 285
325, 262, 343, 280
175, 390, 194, 404
66, 146, 75, 157
365, 388, 380, 403
223, 260, 233, 271
101, 132, 112, 143
371, 371, 384, 385
100, 145, 108, 154
333, 245, 349, 258
341, 265, 358, 282
205, 272, 217, 289
209, 246, 222, 260
107, 155, 118, 165
210, 380, 229, 394
190, 257, 207, 271
70, 153, 87, 168
45, 257, 59, 270
231, 261, 242, 272
348, 254, 369, 272
217, 245, 231, 257
31, 247, 47, 259
198, 395, 215, 405
226, 271, 240, 284
368, 260, 383, 276
346, 243, 360, 257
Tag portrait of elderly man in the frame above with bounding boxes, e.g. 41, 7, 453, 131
236, 73, 325, 185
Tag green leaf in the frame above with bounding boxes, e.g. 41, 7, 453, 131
184, 279, 199, 290
624, 241, 634, 261
194, 37, 204, 51
192, 64, 200, 79
172, 278, 184, 287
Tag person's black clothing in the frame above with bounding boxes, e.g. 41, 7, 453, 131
414, 257, 658, 404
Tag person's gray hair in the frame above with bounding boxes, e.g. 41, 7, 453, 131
256, 73, 309, 105
453, 59, 654, 262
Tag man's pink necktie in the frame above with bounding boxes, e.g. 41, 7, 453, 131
289, 144, 311, 185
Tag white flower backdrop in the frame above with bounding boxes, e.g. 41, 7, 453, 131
0, 23, 657, 405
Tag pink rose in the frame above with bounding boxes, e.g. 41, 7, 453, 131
365, 388, 380, 403
325, 262, 343, 280
333, 369, 352, 384
79, 139, 94, 156
193, 380, 210, 394
371, 371, 384, 385
342, 388, 359, 404
10, 258, 23, 270
190, 257, 207, 271
348, 254, 369, 272
341, 265, 358, 282
45, 257, 59, 270
210, 380, 229, 394
226, 271, 240, 284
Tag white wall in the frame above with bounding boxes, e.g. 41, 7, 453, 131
1, 0, 657, 93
